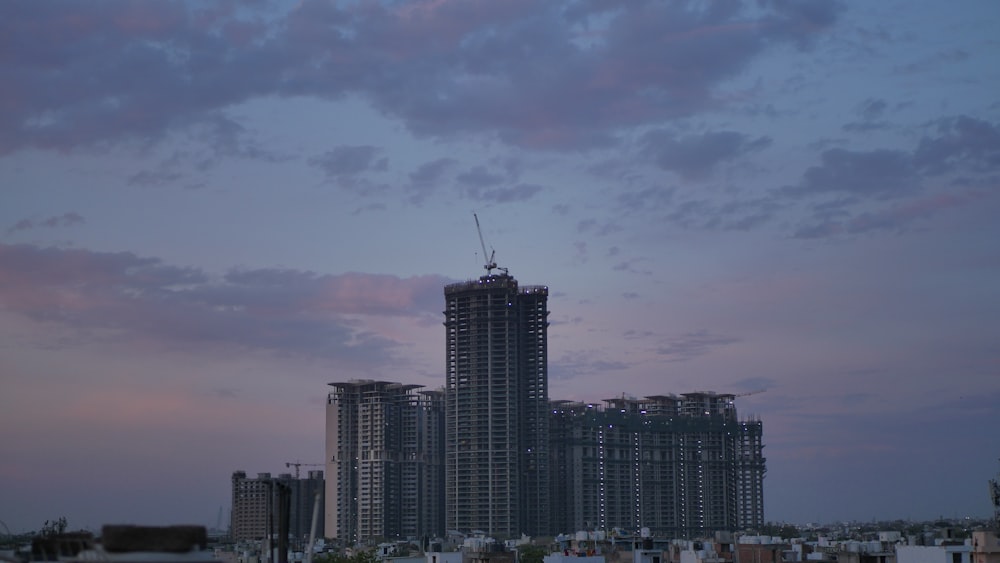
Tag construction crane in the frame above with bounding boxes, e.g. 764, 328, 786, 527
734, 389, 766, 398
286, 461, 323, 479
473, 212, 498, 275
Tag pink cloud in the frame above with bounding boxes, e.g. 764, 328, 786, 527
313, 273, 444, 315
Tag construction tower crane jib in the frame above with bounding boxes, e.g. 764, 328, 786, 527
473, 212, 498, 275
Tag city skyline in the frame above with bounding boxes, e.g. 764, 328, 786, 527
2, 0, 999, 534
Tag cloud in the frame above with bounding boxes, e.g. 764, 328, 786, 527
654, 329, 740, 362
0, 243, 450, 363
793, 190, 983, 239
406, 157, 457, 204
790, 148, 917, 199
308, 145, 389, 194
466, 182, 543, 203
859, 98, 888, 121
914, 116, 1000, 175
664, 196, 781, 231
617, 186, 675, 212
640, 130, 772, 180
785, 116, 1000, 238
0, 0, 843, 154
456, 165, 507, 189
550, 347, 631, 381
791, 116, 1000, 199
841, 99, 890, 132
309, 145, 388, 178
6, 213, 85, 235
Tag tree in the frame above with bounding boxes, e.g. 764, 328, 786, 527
518, 544, 548, 563
40, 518, 68, 537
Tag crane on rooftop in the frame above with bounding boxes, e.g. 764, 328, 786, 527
474, 212, 501, 275
286, 461, 323, 479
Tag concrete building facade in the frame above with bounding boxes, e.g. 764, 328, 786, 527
231, 470, 324, 543
443, 272, 550, 538
549, 393, 765, 538
325, 380, 444, 543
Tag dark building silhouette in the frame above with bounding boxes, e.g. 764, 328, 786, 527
231, 470, 324, 543
320, 273, 767, 544
548, 393, 765, 538
444, 271, 550, 538
324, 381, 444, 542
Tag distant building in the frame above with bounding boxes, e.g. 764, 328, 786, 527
322, 271, 769, 543
325, 380, 444, 543
444, 272, 550, 537
231, 470, 324, 543
549, 393, 765, 537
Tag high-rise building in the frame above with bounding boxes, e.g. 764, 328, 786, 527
548, 393, 765, 538
324, 380, 444, 543
443, 271, 550, 538
231, 470, 324, 543
736, 415, 765, 531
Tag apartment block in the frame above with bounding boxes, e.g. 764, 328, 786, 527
549, 392, 765, 538
230, 470, 324, 543
325, 380, 444, 543
444, 272, 550, 538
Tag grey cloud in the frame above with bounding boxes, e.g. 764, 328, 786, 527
792, 190, 979, 239
456, 165, 507, 188
410, 158, 457, 186
550, 348, 631, 380
0, 0, 843, 154
788, 148, 917, 199
859, 98, 887, 121
641, 130, 772, 180
766, 0, 845, 46
309, 145, 387, 178
0, 243, 451, 363
6, 213, 85, 235
914, 116, 1000, 175
309, 145, 389, 195
128, 168, 185, 187
467, 183, 542, 203
655, 329, 740, 362
576, 218, 622, 237
785, 116, 1000, 238
842, 121, 888, 133
665, 196, 780, 231
407, 158, 457, 204
793, 221, 842, 240
6, 219, 34, 235
42, 212, 85, 228
618, 186, 675, 211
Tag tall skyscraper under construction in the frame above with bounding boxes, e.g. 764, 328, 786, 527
444, 270, 550, 538
324, 380, 444, 543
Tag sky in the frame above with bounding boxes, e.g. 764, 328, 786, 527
1, 0, 999, 534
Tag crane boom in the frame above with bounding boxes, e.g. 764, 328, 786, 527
473, 213, 497, 274
286, 461, 323, 479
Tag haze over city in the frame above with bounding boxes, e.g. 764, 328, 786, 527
1, 0, 998, 534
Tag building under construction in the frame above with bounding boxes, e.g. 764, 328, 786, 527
324, 380, 445, 543
443, 271, 551, 538
548, 392, 765, 538
230, 470, 325, 543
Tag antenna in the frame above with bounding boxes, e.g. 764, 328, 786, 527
473, 213, 498, 274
